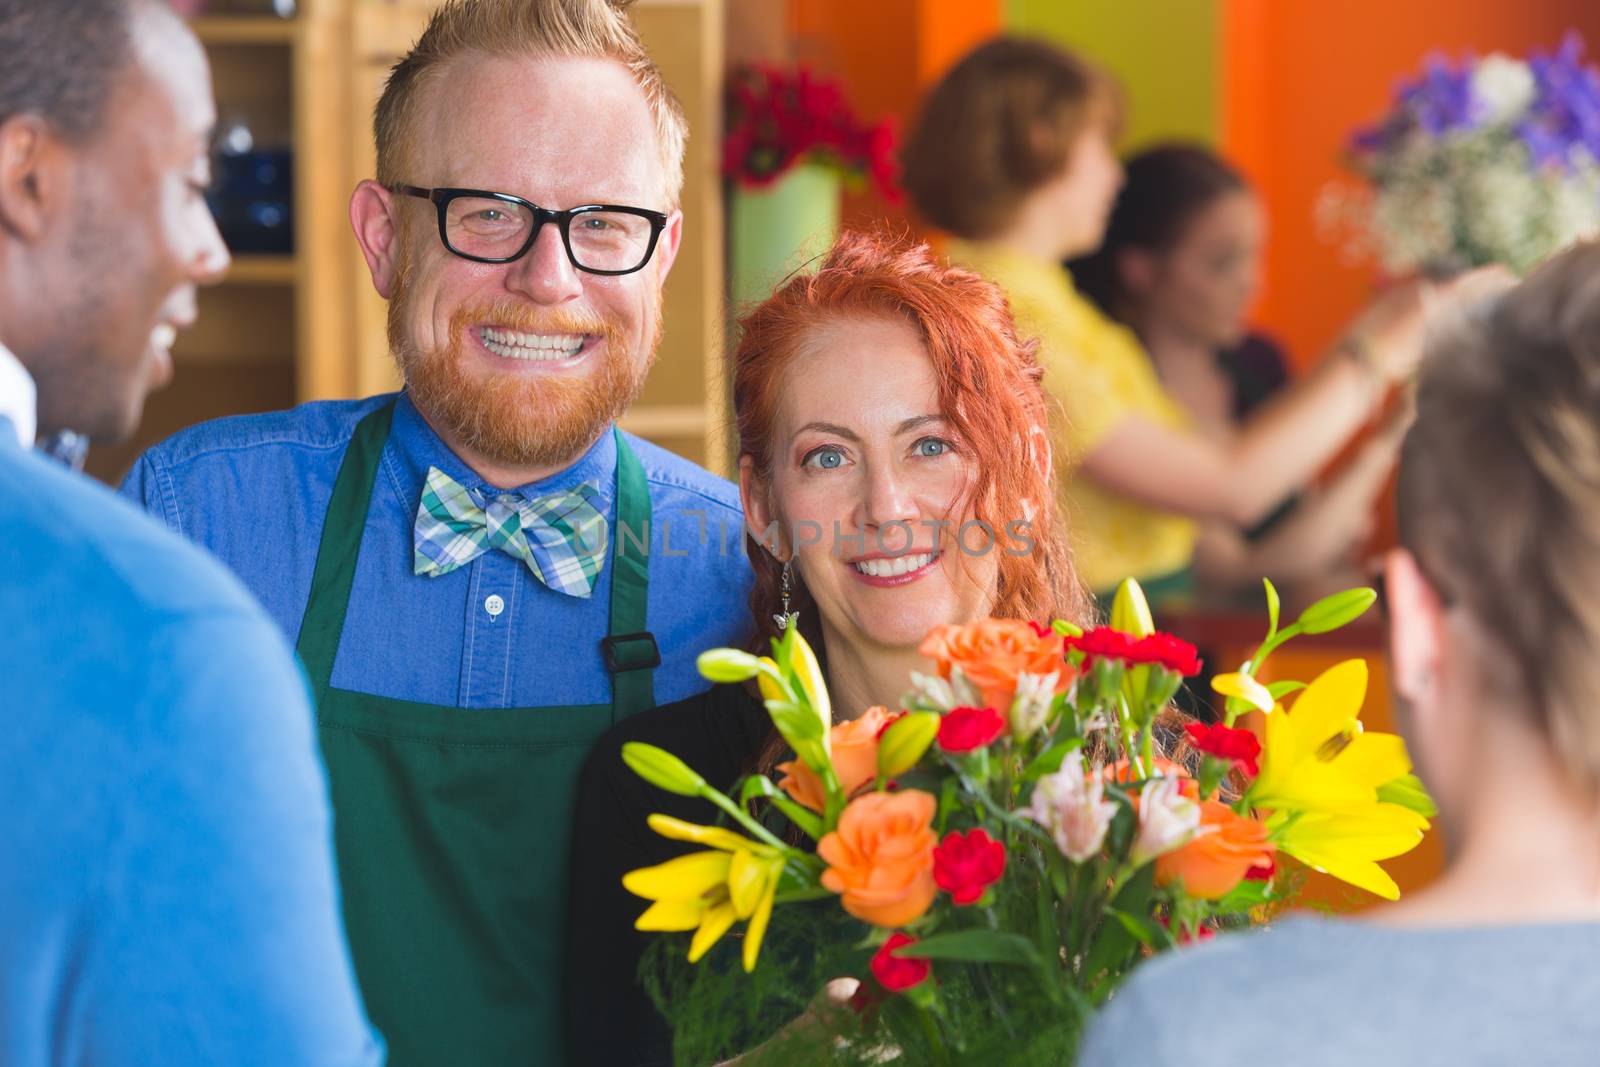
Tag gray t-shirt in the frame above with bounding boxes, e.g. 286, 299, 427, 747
1077, 915, 1600, 1067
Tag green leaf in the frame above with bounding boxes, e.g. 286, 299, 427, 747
738, 774, 823, 839
696, 647, 761, 684
765, 699, 823, 742
877, 712, 940, 779
1020, 736, 1085, 783
1264, 578, 1281, 637
1106, 907, 1174, 950
890, 929, 1045, 967
1051, 618, 1084, 638
1266, 680, 1306, 700
1084, 864, 1155, 979
1213, 876, 1274, 913
1376, 773, 1440, 818
1295, 587, 1377, 635
620, 742, 707, 797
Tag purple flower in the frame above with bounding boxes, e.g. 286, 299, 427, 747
1518, 32, 1600, 170
1352, 53, 1479, 154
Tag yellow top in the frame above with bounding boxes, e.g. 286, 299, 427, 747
947, 240, 1197, 594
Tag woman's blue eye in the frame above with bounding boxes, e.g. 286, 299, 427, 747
915, 437, 951, 458
804, 447, 845, 469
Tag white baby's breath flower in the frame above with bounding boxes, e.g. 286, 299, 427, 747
1472, 54, 1536, 125
1008, 670, 1058, 741
1129, 774, 1202, 865
1025, 751, 1116, 862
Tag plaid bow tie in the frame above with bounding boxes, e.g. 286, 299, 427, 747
413, 466, 608, 597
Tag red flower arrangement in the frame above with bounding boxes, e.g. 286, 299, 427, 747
723, 64, 901, 202
1066, 627, 1202, 677
869, 932, 931, 992
933, 829, 1007, 905
1185, 721, 1262, 777
937, 706, 1007, 753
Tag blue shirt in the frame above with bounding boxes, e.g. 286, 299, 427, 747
119, 392, 752, 709
0, 422, 382, 1066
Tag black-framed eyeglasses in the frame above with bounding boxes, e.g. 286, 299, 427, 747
392, 185, 669, 276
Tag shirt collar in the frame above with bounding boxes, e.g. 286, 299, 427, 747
388, 389, 618, 512
0, 339, 37, 449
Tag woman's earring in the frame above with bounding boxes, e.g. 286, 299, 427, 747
774, 559, 799, 632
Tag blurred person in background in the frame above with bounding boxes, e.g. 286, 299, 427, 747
1079, 242, 1599, 1067
902, 37, 1481, 609
0, 1, 381, 1063
1069, 143, 1408, 606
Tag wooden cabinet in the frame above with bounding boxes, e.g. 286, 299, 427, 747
90, 0, 728, 483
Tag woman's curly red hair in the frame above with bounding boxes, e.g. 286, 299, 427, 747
733, 230, 1093, 655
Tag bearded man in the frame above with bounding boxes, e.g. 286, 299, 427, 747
120, 2, 749, 1063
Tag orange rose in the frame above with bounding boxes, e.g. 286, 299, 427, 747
777, 706, 896, 813
1155, 800, 1274, 899
818, 790, 938, 927
918, 618, 1070, 714
1103, 758, 1197, 796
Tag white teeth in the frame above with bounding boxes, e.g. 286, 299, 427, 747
852, 552, 935, 578
480, 327, 585, 361
151, 323, 177, 350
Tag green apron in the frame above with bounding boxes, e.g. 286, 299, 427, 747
296, 401, 660, 1066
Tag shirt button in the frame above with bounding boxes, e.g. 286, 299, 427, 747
484, 594, 505, 618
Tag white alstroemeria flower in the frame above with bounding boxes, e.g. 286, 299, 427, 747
902, 666, 981, 713
1024, 752, 1117, 862
1472, 54, 1536, 125
1129, 774, 1202, 865
1009, 670, 1058, 741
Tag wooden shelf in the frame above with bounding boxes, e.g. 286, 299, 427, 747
222, 254, 297, 285
190, 16, 298, 46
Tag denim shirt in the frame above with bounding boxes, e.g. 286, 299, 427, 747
119, 391, 753, 709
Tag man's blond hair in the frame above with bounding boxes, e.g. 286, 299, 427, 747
374, 0, 687, 207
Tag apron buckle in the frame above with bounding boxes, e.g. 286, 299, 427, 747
601, 631, 661, 673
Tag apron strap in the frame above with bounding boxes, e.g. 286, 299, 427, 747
603, 427, 656, 722
295, 405, 656, 719
295, 401, 396, 706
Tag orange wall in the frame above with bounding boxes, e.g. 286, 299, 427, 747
789, 0, 1002, 233
1224, 0, 1600, 367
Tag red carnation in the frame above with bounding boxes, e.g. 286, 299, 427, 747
1184, 721, 1262, 777
932, 828, 1007, 905
1130, 632, 1203, 676
869, 932, 931, 992
1245, 857, 1276, 881
1028, 620, 1054, 639
1161, 916, 1217, 946
936, 706, 1006, 753
1063, 627, 1140, 668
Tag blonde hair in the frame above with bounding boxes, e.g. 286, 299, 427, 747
373, 0, 687, 207
1398, 241, 1600, 791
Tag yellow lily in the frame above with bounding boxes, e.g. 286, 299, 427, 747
1110, 577, 1155, 638
1211, 671, 1276, 716
622, 814, 785, 972
1250, 659, 1430, 900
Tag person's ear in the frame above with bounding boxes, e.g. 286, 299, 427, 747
1116, 246, 1158, 297
1386, 547, 1444, 706
652, 209, 682, 286
350, 179, 404, 299
740, 454, 784, 560
0, 115, 64, 243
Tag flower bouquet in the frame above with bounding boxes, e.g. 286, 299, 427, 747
620, 579, 1433, 1064
722, 64, 900, 202
1325, 33, 1600, 276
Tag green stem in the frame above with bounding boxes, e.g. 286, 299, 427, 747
699, 787, 793, 853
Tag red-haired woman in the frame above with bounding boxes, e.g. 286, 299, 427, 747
565, 231, 1093, 1063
